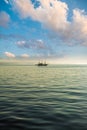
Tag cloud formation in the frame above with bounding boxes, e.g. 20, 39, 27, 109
10, 0, 69, 30
16, 39, 46, 49
9, 0, 87, 46
0, 11, 10, 27
4, 0, 9, 4
61, 9, 87, 46
72, 9, 87, 46
4, 52, 15, 58
16, 39, 52, 57
21, 54, 29, 58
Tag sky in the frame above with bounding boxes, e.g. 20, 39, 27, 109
0, 0, 87, 64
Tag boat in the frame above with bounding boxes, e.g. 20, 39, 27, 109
37, 61, 48, 66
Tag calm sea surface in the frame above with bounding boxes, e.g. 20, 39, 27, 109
0, 65, 87, 130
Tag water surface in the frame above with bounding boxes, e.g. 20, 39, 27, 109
0, 65, 87, 130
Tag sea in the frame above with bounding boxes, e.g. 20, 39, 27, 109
0, 64, 87, 130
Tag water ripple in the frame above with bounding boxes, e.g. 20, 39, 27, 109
0, 65, 87, 130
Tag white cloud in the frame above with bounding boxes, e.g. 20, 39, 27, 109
16, 39, 46, 49
16, 39, 49, 57
72, 9, 87, 45
21, 54, 29, 58
4, 52, 15, 58
4, 0, 9, 4
0, 11, 10, 27
10, 0, 87, 46
60, 9, 87, 46
10, 0, 69, 29
16, 41, 29, 48
10, 0, 34, 18
34, 39, 46, 49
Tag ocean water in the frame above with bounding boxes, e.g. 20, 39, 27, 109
0, 65, 87, 130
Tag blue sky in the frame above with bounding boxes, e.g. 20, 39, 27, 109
0, 0, 87, 64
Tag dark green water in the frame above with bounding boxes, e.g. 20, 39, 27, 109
0, 65, 87, 130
